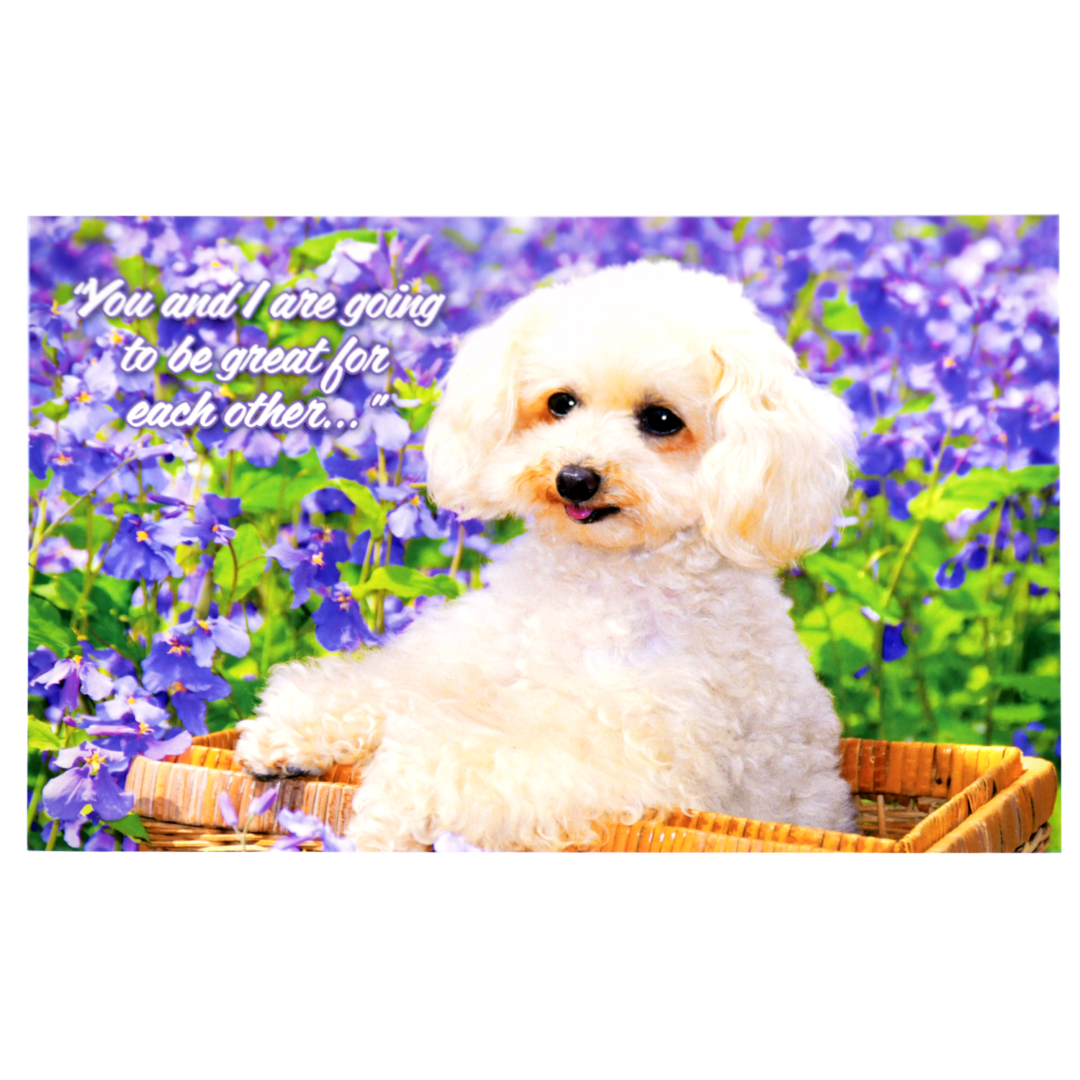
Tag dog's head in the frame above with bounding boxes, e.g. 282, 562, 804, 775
424, 260, 855, 569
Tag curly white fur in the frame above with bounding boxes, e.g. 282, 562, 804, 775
235, 260, 859, 850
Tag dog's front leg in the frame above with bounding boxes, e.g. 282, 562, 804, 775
233, 655, 386, 780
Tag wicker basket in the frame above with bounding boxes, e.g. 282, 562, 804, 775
125, 729, 360, 852
125, 730, 1057, 852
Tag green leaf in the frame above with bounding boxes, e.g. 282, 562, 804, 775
822, 290, 871, 335
212, 523, 266, 602
224, 674, 266, 719
333, 479, 388, 538
37, 399, 69, 422
393, 376, 441, 432
115, 254, 148, 291
232, 472, 288, 514
359, 565, 464, 601
29, 596, 77, 654
90, 574, 136, 609
992, 703, 1047, 724
801, 549, 903, 619
233, 238, 269, 261
491, 515, 526, 545
86, 609, 136, 657
107, 812, 151, 839
1025, 563, 1060, 590
234, 448, 329, 512
900, 393, 935, 414
289, 229, 381, 270
73, 218, 109, 245
282, 468, 332, 506
28, 717, 64, 753
909, 465, 1060, 523
32, 571, 84, 613
994, 674, 1061, 702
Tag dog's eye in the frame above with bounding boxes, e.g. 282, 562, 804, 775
548, 392, 578, 418
638, 405, 685, 437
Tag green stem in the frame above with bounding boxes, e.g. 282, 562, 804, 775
819, 591, 850, 727
72, 498, 96, 633
27, 494, 48, 596
449, 523, 466, 579
27, 753, 49, 835
363, 537, 381, 586
259, 572, 276, 675
871, 423, 954, 738
28, 456, 139, 566
195, 565, 215, 621
226, 537, 240, 602
141, 577, 153, 637
901, 597, 938, 739
980, 499, 1008, 745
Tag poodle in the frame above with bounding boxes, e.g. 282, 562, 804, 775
234, 259, 859, 850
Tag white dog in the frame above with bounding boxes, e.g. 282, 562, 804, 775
235, 260, 859, 850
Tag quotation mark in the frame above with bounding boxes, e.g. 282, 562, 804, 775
370, 393, 391, 407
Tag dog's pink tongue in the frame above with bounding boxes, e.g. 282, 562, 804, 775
565, 504, 593, 521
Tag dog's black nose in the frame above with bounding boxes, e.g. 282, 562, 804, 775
556, 465, 602, 503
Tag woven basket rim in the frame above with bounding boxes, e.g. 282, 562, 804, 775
125, 731, 1057, 852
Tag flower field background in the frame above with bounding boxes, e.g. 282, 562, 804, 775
27, 215, 1061, 852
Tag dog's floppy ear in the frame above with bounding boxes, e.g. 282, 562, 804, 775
695, 318, 855, 570
424, 299, 532, 519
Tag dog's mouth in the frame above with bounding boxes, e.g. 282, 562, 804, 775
563, 503, 620, 524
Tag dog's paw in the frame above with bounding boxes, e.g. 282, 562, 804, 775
249, 766, 320, 782
234, 718, 336, 780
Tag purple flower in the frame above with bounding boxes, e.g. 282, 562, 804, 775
84, 830, 118, 852
882, 623, 907, 663
266, 527, 350, 608
29, 647, 60, 695
272, 807, 355, 852
30, 430, 56, 480
1012, 532, 1032, 562
218, 786, 278, 836
94, 674, 170, 729
97, 723, 191, 762
312, 583, 377, 652
140, 628, 231, 736
935, 559, 966, 589
367, 408, 412, 452
46, 814, 92, 849
101, 514, 184, 581
182, 493, 242, 548
42, 742, 134, 822
433, 833, 491, 853
217, 790, 239, 828
857, 434, 905, 478
1012, 730, 1033, 754
884, 478, 921, 522
175, 612, 251, 664
47, 435, 122, 496
35, 535, 90, 574
304, 487, 356, 516
33, 655, 115, 712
